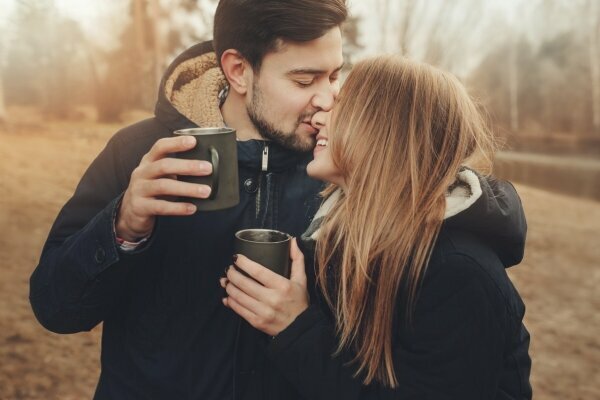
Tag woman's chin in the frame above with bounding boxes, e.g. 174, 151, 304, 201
306, 161, 318, 178
307, 161, 324, 181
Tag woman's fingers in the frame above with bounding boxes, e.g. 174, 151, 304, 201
231, 254, 286, 289
225, 264, 268, 299
223, 278, 271, 317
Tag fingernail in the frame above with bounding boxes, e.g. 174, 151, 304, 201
184, 136, 195, 145
187, 205, 196, 214
198, 161, 212, 172
199, 185, 211, 197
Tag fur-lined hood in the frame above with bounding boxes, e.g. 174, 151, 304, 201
154, 41, 228, 132
302, 169, 527, 269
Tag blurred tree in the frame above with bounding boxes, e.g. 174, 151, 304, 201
471, 28, 593, 141
466, 0, 599, 149
375, 0, 391, 52
469, 39, 538, 136
0, 77, 5, 124
4, 0, 86, 119
94, 0, 218, 122
0, 27, 7, 123
397, 0, 414, 56
94, 0, 156, 122
589, 0, 600, 134
342, 15, 364, 72
374, 0, 488, 73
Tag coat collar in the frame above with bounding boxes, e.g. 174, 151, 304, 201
153, 41, 311, 173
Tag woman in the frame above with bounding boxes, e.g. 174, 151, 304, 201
221, 55, 532, 399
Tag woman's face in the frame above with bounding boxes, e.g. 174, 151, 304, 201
306, 110, 345, 186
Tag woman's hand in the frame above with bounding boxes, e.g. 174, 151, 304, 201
221, 238, 309, 337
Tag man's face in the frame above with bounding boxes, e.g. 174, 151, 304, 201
246, 27, 344, 152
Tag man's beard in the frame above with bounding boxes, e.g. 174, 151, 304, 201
247, 83, 315, 153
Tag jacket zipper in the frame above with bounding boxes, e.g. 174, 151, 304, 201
256, 144, 269, 219
237, 143, 270, 399
261, 144, 269, 172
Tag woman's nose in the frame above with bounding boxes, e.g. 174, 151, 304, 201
311, 110, 330, 130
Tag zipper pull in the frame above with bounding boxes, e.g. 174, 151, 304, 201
262, 144, 269, 172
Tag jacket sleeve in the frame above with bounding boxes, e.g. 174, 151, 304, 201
29, 132, 153, 334
266, 254, 508, 400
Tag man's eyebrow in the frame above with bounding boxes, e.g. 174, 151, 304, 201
287, 63, 344, 75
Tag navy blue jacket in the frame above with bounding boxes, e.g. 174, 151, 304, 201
30, 42, 323, 399
267, 178, 532, 399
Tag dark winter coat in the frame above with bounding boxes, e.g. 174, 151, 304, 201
266, 173, 532, 400
30, 41, 322, 400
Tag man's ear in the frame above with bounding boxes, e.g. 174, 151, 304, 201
220, 49, 252, 95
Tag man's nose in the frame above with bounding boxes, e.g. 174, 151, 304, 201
311, 81, 339, 112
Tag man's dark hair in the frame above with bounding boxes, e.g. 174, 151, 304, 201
213, 0, 348, 71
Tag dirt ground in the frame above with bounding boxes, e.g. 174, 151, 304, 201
0, 111, 598, 399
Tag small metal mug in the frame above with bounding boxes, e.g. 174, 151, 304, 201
173, 127, 239, 211
234, 229, 292, 278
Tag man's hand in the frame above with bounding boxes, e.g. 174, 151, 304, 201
221, 239, 309, 337
116, 135, 212, 241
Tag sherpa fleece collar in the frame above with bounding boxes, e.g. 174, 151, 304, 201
163, 51, 228, 128
303, 168, 483, 241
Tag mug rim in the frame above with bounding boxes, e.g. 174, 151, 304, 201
235, 229, 291, 244
174, 127, 235, 136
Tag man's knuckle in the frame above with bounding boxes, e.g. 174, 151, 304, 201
131, 166, 143, 180
187, 160, 198, 172
156, 179, 168, 193
282, 282, 292, 295
154, 202, 167, 214
265, 310, 276, 322
270, 295, 282, 307
130, 197, 143, 212
135, 180, 149, 196
154, 138, 168, 151
257, 316, 268, 327
156, 160, 168, 175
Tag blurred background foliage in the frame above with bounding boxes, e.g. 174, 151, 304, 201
0, 0, 599, 197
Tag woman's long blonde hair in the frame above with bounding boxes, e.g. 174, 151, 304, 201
316, 55, 496, 388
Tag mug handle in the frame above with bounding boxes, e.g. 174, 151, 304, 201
208, 146, 219, 199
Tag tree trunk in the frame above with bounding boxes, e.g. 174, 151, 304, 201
132, 0, 146, 60
397, 0, 414, 56
0, 38, 6, 123
590, 0, 600, 134
377, 0, 391, 52
509, 33, 519, 133
0, 74, 6, 123
148, 0, 164, 89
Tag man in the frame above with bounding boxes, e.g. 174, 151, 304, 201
29, 0, 347, 398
